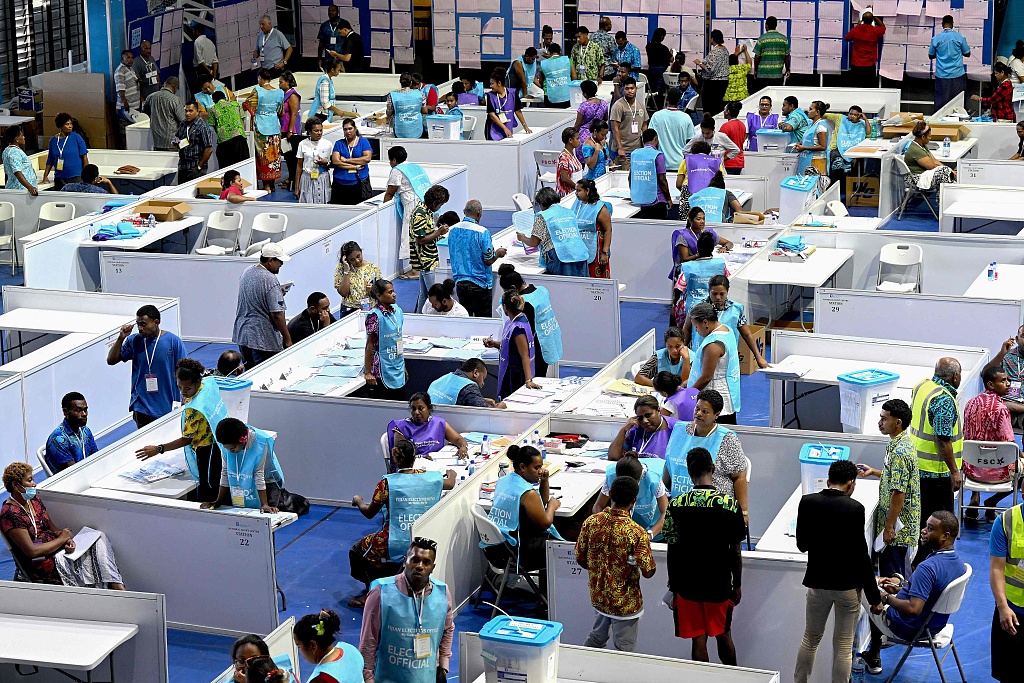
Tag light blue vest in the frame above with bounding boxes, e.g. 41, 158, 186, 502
656, 347, 683, 375
195, 85, 225, 112
484, 472, 534, 546
369, 306, 405, 390
254, 86, 285, 136
391, 89, 424, 139
797, 119, 828, 174
521, 286, 563, 365
311, 74, 336, 122
691, 301, 744, 352
540, 56, 571, 103
630, 146, 661, 205
181, 378, 229, 482
663, 422, 733, 495
372, 576, 448, 683
680, 257, 726, 315
571, 199, 609, 263
306, 642, 363, 683
508, 56, 539, 89
427, 372, 477, 405
604, 458, 665, 532
221, 427, 285, 509
393, 162, 431, 227
539, 205, 589, 265
837, 117, 868, 159
689, 187, 727, 224
688, 326, 741, 413
385, 472, 444, 562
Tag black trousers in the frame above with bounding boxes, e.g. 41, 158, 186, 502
177, 166, 206, 184
850, 64, 878, 88
701, 79, 729, 118
369, 382, 406, 401
992, 606, 1024, 681
133, 411, 159, 429
919, 473, 955, 523
215, 135, 250, 168
283, 134, 304, 187
456, 281, 493, 317
639, 203, 668, 220
544, 98, 571, 109
331, 182, 364, 205
348, 543, 401, 590
189, 443, 223, 503
239, 345, 279, 369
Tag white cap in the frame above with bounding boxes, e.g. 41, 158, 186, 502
260, 243, 290, 262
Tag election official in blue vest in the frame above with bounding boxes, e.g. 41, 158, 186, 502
294, 608, 363, 682
358, 537, 454, 683
428, 358, 506, 409
686, 302, 742, 423
201, 418, 286, 513
629, 129, 673, 220
516, 187, 590, 277
592, 451, 670, 540
498, 264, 563, 379
388, 73, 428, 139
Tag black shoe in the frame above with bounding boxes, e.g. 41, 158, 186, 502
863, 653, 882, 675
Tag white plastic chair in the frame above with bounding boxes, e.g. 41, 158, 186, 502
244, 238, 271, 257
35, 202, 76, 232
893, 155, 939, 221
826, 200, 849, 217
471, 504, 547, 618
958, 440, 1020, 534
876, 563, 971, 683
0, 202, 17, 273
512, 193, 533, 212
533, 149, 561, 196
248, 212, 288, 247
628, 361, 643, 380
463, 115, 477, 139
195, 210, 243, 255
663, 71, 680, 88
876, 243, 923, 293
380, 432, 393, 473
37, 445, 53, 477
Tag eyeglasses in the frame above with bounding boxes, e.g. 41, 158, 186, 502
234, 655, 261, 669
412, 536, 437, 550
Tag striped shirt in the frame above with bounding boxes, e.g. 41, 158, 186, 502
753, 30, 790, 78
409, 202, 439, 271
114, 63, 140, 111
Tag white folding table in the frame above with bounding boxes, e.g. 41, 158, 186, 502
756, 480, 879, 554
945, 200, 1024, 234
962, 263, 1024, 301
0, 308, 129, 363
739, 247, 854, 331
78, 216, 204, 252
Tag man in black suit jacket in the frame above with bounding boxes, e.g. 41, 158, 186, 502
794, 460, 883, 683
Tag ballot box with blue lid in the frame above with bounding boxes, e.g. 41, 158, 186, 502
756, 128, 791, 152
425, 114, 462, 140
837, 368, 900, 435
778, 174, 820, 224
799, 443, 850, 495
479, 616, 562, 683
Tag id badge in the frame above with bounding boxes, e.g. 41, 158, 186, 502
179, 138, 190, 149
503, 112, 512, 124
145, 374, 159, 392
230, 486, 246, 507
56, 158, 65, 171
413, 633, 431, 659
396, 339, 405, 355
330, 36, 337, 44
631, 121, 639, 134
310, 169, 320, 179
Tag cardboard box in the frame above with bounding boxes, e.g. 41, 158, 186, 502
757, 317, 814, 334
134, 200, 192, 222
738, 323, 766, 375
882, 112, 971, 141
17, 87, 42, 112
847, 175, 880, 207
196, 176, 251, 196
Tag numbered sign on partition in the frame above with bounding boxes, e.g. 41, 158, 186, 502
227, 519, 264, 551
550, 542, 583, 576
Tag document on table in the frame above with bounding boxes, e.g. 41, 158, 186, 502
67, 527, 103, 561
761, 356, 812, 379
504, 388, 556, 405
119, 459, 187, 483
874, 519, 905, 552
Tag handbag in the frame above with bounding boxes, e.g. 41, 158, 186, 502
266, 482, 310, 516
359, 176, 374, 201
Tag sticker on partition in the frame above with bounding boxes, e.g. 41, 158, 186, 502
131, 26, 142, 49
110, 259, 128, 275
824, 295, 846, 313
323, 239, 332, 255
227, 521, 261, 550
586, 284, 606, 302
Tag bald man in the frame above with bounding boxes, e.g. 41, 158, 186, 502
447, 199, 506, 317
908, 357, 963, 531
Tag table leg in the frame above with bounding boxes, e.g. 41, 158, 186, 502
109, 649, 115, 683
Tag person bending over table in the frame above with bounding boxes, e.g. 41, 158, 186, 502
387, 392, 469, 463
484, 290, 540, 400
428, 358, 506, 409
421, 279, 468, 316
1, 462, 126, 589
654, 371, 699, 420
334, 240, 383, 317
592, 450, 669, 541
635, 327, 691, 388
498, 264, 563, 379
201, 417, 286, 514
293, 609, 362, 682
685, 274, 770, 369
517, 187, 590, 277
363, 279, 407, 402
686, 303, 741, 423
44, 391, 98, 474
409, 184, 451, 310
902, 120, 957, 190
349, 440, 455, 608
609, 395, 679, 461
663, 389, 749, 525
382, 147, 431, 267
672, 231, 726, 328
136, 358, 228, 502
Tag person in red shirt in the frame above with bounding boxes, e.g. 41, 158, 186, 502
844, 12, 885, 88
972, 62, 1017, 122
719, 102, 746, 175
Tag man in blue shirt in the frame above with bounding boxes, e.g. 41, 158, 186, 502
614, 32, 642, 80
44, 392, 99, 473
106, 304, 187, 428
445, 200, 506, 317
60, 164, 118, 194
929, 15, 971, 110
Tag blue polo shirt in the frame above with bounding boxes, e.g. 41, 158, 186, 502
928, 29, 970, 79
885, 549, 966, 639
119, 330, 186, 418
46, 132, 88, 179
447, 217, 496, 289
44, 419, 98, 473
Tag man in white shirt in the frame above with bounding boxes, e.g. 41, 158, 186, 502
193, 26, 219, 80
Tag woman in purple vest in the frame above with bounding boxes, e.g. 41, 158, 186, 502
387, 392, 469, 465
483, 290, 540, 400
653, 370, 699, 420
486, 70, 532, 141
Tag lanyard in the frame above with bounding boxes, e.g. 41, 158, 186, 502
317, 646, 338, 666
55, 134, 70, 159
627, 97, 640, 120
637, 419, 665, 454
496, 90, 509, 113
143, 331, 162, 372
16, 499, 37, 537
230, 431, 254, 482
694, 422, 719, 440
259, 29, 274, 54
413, 586, 427, 630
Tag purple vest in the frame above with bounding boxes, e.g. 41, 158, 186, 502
487, 88, 519, 141
673, 226, 720, 257
746, 112, 780, 151
684, 153, 721, 194
457, 92, 480, 106
666, 388, 700, 421
624, 416, 679, 458
498, 314, 535, 399
387, 416, 448, 456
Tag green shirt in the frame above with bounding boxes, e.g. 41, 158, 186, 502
409, 202, 439, 271
208, 100, 246, 144
904, 140, 931, 176
877, 430, 921, 548
753, 31, 790, 78
571, 42, 604, 81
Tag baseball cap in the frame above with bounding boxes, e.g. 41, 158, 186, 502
260, 243, 290, 262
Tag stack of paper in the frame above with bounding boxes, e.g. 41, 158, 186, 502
762, 356, 812, 379
119, 460, 187, 484
428, 337, 471, 349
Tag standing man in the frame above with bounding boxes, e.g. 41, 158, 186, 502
143, 77, 185, 152
447, 199, 506, 317
536, 25, 555, 60
663, 447, 744, 665
44, 392, 99, 474
252, 15, 292, 77
609, 76, 648, 171
133, 40, 161, 106
173, 101, 215, 183
507, 47, 539, 94
575, 475, 656, 652
845, 12, 885, 88
106, 304, 187, 429
571, 27, 604, 84
114, 50, 140, 126
908, 357, 963, 539
929, 15, 971, 110
629, 129, 672, 220
794, 460, 883, 683
317, 5, 344, 60
232, 244, 293, 368
287, 291, 335, 344
337, 20, 366, 73
991, 501, 1024, 682
593, 17, 617, 79
753, 17, 790, 90
649, 87, 696, 171
358, 537, 454, 683
613, 32, 642, 80
193, 26, 219, 80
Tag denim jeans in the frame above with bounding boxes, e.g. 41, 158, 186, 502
416, 269, 437, 313
542, 249, 589, 277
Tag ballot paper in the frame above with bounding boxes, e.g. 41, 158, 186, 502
512, 209, 536, 237
427, 337, 471, 349
762, 356, 812, 379
66, 527, 103, 562
119, 459, 187, 484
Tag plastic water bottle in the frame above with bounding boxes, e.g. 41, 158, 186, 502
807, 212, 813, 225
360, 298, 371, 311
942, 136, 951, 158
467, 458, 476, 476
870, 119, 879, 140
481, 435, 489, 459
147, 213, 156, 230
533, 430, 541, 446
988, 262, 996, 281
541, 446, 547, 462
851, 654, 866, 683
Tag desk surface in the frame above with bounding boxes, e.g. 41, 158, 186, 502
90, 450, 196, 499
0, 115, 36, 127
0, 333, 95, 372
800, 216, 885, 231
478, 454, 607, 517
963, 263, 1024, 300
845, 136, 976, 162
756, 480, 879, 554
740, 248, 854, 288
944, 199, 1024, 221
762, 354, 930, 404
0, 613, 139, 670
78, 216, 203, 250
0, 308, 128, 334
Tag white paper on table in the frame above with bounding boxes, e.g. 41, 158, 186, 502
435, 29, 457, 47
513, 10, 536, 29
392, 12, 413, 29
482, 36, 505, 55
874, 519, 904, 552
740, 0, 764, 18
716, 0, 740, 16
66, 527, 103, 562
483, 17, 505, 34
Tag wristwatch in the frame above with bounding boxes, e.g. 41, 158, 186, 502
157, 444, 164, 454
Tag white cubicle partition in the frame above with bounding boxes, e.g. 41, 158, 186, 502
143, 158, 258, 199
0, 373, 25, 470
802, 176, 841, 216
937, 183, 1024, 233
717, 87, 901, 127
454, 106, 589, 141
38, 415, 281, 636
0, 581, 169, 682
380, 115, 575, 211
958, 158, 1024, 188
740, 152, 799, 209
210, 618, 298, 683
290, 73, 457, 101
964, 121, 1019, 159
555, 330, 655, 412
814, 288, 1022, 357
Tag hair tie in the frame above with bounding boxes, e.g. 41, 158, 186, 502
265, 670, 280, 683
315, 620, 325, 636
238, 433, 249, 444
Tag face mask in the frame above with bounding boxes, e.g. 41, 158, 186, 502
22, 486, 36, 500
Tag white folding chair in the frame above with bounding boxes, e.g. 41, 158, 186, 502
533, 149, 561, 196
195, 210, 243, 255
0, 202, 17, 273
512, 193, 533, 212
893, 155, 939, 221
826, 200, 849, 217
876, 243, 924, 293
35, 202, 76, 232
36, 445, 53, 477
244, 238, 271, 257
628, 361, 643, 380
663, 71, 680, 88
248, 212, 288, 248
471, 504, 547, 618
380, 432, 393, 473
878, 564, 971, 683
463, 115, 477, 139
958, 440, 1020, 533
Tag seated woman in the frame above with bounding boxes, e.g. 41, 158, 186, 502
829, 106, 870, 192
654, 370, 700, 420
608, 395, 678, 460
291, 609, 362, 681
516, 187, 590, 277
349, 440, 455, 607
484, 290, 542, 399
689, 171, 744, 224
635, 326, 690, 388
902, 120, 957, 190
685, 274, 769, 370
1, 462, 125, 589
421, 278, 469, 316
460, 75, 486, 104
220, 169, 255, 204
482, 444, 562, 575
670, 197, 733, 276
202, 418, 286, 513
592, 451, 668, 541
672, 230, 726, 328
387, 392, 469, 465
137, 358, 227, 502
227, 634, 270, 683
245, 657, 297, 683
